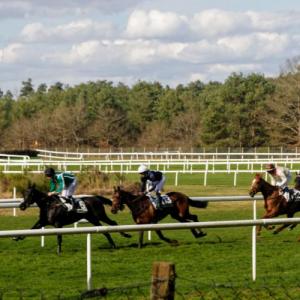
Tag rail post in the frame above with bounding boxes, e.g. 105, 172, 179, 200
13, 187, 17, 217
87, 234, 92, 290
150, 261, 175, 300
252, 199, 257, 281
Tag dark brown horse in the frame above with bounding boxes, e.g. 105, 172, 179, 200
111, 186, 207, 248
249, 173, 300, 235
16, 184, 131, 254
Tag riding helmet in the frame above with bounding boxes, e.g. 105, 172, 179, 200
44, 167, 55, 177
138, 164, 149, 174
265, 163, 275, 172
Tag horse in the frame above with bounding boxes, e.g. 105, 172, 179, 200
249, 173, 300, 235
16, 184, 131, 254
111, 186, 207, 248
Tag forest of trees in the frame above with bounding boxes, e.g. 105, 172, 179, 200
1, 68, 300, 151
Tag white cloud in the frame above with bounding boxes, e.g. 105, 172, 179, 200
218, 32, 290, 60
125, 9, 188, 39
0, 43, 25, 63
0, 0, 144, 18
2, 5, 300, 93
190, 9, 251, 37
21, 19, 116, 43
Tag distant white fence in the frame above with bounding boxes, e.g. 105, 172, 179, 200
36, 148, 300, 160
0, 217, 299, 290
0, 158, 298, 187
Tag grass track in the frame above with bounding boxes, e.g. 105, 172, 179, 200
1, 199, 300, 299
1, 173, 300, 299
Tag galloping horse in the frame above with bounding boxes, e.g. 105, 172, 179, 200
17, 184, 131, 254
111, 186, 207, 248
249, 174, 300, 235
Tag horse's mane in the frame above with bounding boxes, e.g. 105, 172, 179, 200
255, 173, 277, 189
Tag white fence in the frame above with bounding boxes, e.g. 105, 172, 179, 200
0, 195, 264, 210
0, 218, 299, 290
36, 148, 300, 160
0, 159, 298, 186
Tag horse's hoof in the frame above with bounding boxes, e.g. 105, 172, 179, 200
273, 231, 278, 235
12, 236, 24, 241
197, 232, 207, 238
122, 233, 131, 238
170, 240, 179, 246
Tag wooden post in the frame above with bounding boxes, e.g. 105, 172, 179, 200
150, 262, 175, 300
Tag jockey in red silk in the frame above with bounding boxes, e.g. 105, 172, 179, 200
138, 164, 166, 210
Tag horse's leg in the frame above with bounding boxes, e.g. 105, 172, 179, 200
185, 213, 207, 238
257, 209, 279, 236
138, 231, 144, 248
86, 217, 116, 249
273, 212, 295, 235
57, 233, 62, 255
99, 213, 131, 238
155, 230, 178, 244
171, 213, 206, 239
288, 224, 297, 231
13, 219, 43, 241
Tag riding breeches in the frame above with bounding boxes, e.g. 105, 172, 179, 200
61, 178, 77, 197
146, 176, 166, 193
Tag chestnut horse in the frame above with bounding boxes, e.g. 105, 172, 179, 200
111, 186, 207, 248
249, 173, 300, 235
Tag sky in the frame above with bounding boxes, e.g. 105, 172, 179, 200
0, 0, 300, 95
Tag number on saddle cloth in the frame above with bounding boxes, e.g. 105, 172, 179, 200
58, 196, 73, 211
147, 194, 172, 209
292, 189, 300, 202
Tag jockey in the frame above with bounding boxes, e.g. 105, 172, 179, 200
44, 167, 86, 213
138, 164, 166, 210
265, 163, 292, 201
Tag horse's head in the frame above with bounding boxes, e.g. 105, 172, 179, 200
20, 183, 38, 211
249, 174, 264, 197
111, 186, 125, 214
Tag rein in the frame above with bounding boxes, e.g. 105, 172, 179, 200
120, 192, 150, 216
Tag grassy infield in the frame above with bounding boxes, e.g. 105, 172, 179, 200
1, 170, 300, 299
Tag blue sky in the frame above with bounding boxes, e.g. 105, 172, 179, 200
1, 0, 300, 95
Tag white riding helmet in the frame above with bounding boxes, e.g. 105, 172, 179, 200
138, 164, 149, 174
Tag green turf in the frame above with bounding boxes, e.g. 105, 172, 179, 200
1, 198, 300, 299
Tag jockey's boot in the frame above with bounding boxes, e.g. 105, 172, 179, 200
67, 196, 77, 212
156, 192, 163, 210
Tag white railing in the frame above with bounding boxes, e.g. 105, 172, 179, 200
36, 148, 300, 160
1, 217, 299, 290
0, 153, 30, 161
0, 195, 264, 209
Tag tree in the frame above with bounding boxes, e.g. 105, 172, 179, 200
37, 83, 47, 94
264, 72, 300, 146
20, 78, 34, 97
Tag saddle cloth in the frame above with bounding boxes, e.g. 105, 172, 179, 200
59, 196, 87, 212
147, 194, 172, 209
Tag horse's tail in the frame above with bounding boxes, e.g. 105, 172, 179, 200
188, 198, 208, 208
95, 196, 112, 206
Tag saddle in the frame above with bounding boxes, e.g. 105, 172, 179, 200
58, 196, 87, 213
146, 194, 172, 210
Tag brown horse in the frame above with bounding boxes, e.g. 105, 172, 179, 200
111, 186, 207, 247
249, 173, 300, 235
